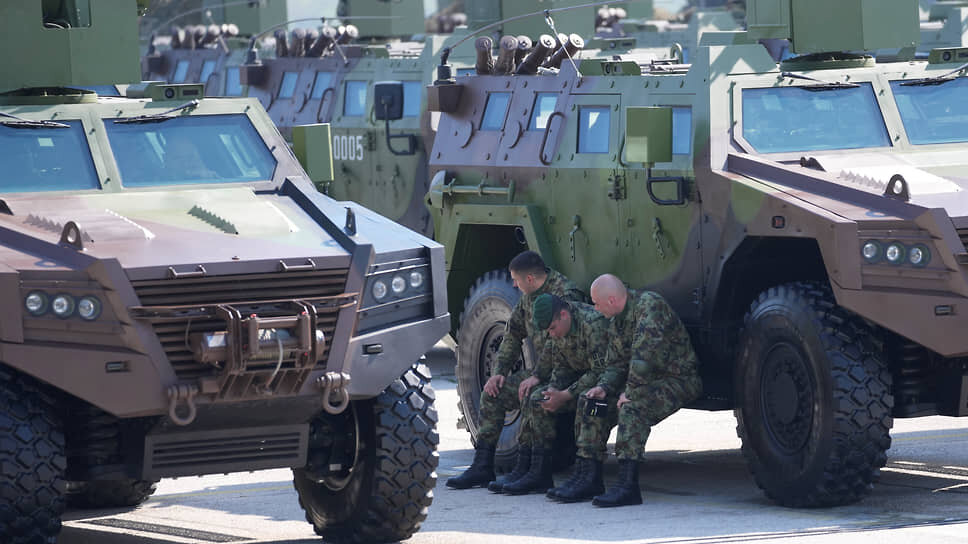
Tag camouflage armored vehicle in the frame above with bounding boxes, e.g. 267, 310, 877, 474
233, 0, 602, 238
427, 0, 968, 506
0, 1, 447, 543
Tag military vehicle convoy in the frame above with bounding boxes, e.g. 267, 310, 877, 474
0, 1, 447, 543
427, 0, 968, 507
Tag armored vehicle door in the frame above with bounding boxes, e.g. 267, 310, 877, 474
328, 68, 375, 204
622, 96, 701, 321
552, 92, 629, 282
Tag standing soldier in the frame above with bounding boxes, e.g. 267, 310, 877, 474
446, 251, 585, 490
499, 293, 609, 495
587, 274, 703, 508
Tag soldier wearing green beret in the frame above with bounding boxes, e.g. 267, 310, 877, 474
499, 293, 609, 495
446, 251, 585, 490
587, 274, 703, 508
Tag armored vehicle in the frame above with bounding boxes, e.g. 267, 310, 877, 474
0, 2, 447, 543
428, 0, 968, 507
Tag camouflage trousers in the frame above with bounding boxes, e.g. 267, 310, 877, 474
614, 376, 701, 461
477, 371, 540, 445
522, 387, 579, 448
574, 394, 619, 461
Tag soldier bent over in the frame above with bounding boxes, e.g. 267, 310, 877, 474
588, 274, 703, 507
446, 251, 584, 490
500, 293, 609, 495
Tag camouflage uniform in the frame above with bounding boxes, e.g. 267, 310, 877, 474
477, 269, 585, 444
522, 303, 609, 447
613, 290, 702, 461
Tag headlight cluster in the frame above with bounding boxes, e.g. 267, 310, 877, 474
367, 267, 429, 305
25, 292, 102, 320
861, 240, 931, 267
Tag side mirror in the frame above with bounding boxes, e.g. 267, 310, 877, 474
625, 106, 672, 166
374, 81, 404, 121
373, 80, 416, 155
292, 123, 334, 187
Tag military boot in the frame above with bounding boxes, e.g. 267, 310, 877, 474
555, 457, 604, 503
502, 447, 553, 495
446, 442, 495, 489
487, 445, 531, 493
592, 459, 642, 507
546, 456, 587, 500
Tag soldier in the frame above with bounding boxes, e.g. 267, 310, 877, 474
586, 274, 703, 508
500, 293, 609, 495
446, 251, 585, 490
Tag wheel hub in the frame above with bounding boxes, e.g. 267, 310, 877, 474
760, 343, 814, 453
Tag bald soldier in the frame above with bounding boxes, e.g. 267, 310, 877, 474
585, 274, 703, 507
446, 251, 585, 490
499, 293, 609, 495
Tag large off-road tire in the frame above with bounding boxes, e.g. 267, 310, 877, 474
455, 270, 525, 470
293, 364, 438, 544
67, 479, 158, 509
735, 282, 893, 507
0, 368, 67, 544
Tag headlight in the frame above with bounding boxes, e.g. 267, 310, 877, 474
861, 241, 882, 264
409, 270, 424, 289
909, 244, 930, 267
885, 242, 905, 265
25, 292, 48, 315
77, 296, 102, 320
51, 294, 76, 318
391, 275, 407, 294
372, 279, 388, 301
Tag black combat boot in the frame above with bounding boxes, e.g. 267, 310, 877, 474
592, 459, 642, 507
502, 447, 553, 495
446, 442, 496, 489
555, 457, 604, 503
546, 456, 587, 500
487, 445, 531, 493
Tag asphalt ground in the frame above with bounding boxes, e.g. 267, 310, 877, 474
60, 341, 968, 543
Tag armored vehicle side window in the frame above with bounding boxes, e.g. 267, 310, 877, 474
105, 115, 276, 187
0, 121, 99, 193
403, 81, 421, 117
742, 84, 889, 153
172, 60, 189, 83
673, 107, 692, 155
279, 72, 299, 99
457, 68, 476, 77
225, 67, 243, 96
200, 60, 217, 85
311, 72, 332, 99
529, 93, 557, 131
890, 78, 968, 145
344, 80, 367, 116
578, 106, 610, 153
481, 92, 511, 131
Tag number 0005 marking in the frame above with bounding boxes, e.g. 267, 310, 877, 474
333, 134, 364, 161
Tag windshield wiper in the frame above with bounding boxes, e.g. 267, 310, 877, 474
781, 71, 860, 91
0, 111, 69, 129
900, 61, 968, 86
113, 99, 199, 124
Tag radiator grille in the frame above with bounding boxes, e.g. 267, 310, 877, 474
132, 269, 348, 381
144, 425, 307, 479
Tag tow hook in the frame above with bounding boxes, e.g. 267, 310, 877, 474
167, 383, 199, 426
317, 372, 352, 414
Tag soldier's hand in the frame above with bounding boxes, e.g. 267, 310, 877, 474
542, 388, 572, 412
518, 375, 540, 402
483, 374, 505, 397
617, 392, 630, 409
584, 385, 606, 399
